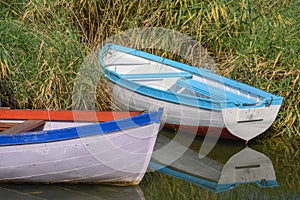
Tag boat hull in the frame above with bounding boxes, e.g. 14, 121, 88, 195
109, 82, 281, 141
0, 111, 162, 185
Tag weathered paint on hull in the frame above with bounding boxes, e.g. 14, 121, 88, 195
109, 82, 281, 141
0, 115, 161, 185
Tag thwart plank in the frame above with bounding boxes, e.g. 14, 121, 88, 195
1, 120, 45, 134
0, 122, 19, 131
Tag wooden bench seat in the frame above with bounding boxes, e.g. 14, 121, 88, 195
176, 79, 257, 105
119, 72, 193, 79
1, 120, 45, 134
0, 122, 19, 131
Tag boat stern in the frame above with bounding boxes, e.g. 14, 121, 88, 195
221, 104, 282, 141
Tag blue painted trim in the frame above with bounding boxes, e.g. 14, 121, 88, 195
215, 180, 278, 192
176, 79, 257, 105
154, 108, 164, 123
0, 110, 162, 146
104, 68, 226, 110
255, 179, 278, 188
100, 44, 283, 108
104, 68, 282, 110
149, 162, 219, 193
149, 162, 235, 193
149, 162, 278, 193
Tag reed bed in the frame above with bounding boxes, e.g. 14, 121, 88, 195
0, 0, 299, 139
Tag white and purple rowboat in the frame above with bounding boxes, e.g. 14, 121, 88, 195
99, 44, 284, 142
0, 109, 162, 185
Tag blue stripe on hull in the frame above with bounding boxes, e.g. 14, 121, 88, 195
176, 79, 257, 105
104, 69, 224, 110
0, 109, 162, 146
149, 162, 278, 193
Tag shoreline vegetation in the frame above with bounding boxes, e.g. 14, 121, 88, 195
0, 1, 299, 140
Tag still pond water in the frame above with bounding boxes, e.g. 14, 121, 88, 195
0, 129, 299, 200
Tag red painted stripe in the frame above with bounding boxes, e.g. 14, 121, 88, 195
0, 110, 142, 122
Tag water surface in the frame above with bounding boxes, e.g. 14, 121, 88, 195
0, 130, 299, 200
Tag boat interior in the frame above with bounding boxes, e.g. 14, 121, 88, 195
0, 119, 92, 134
106, 59, 264, 105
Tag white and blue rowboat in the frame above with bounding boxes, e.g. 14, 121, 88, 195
99, 44, 283, 141
0, 109, 163, 185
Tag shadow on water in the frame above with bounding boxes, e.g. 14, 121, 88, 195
0, 184, 145, 200
0, 129, 298, 200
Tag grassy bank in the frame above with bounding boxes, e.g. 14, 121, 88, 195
0, 0, 299, 139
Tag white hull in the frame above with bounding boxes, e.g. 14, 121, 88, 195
0, 113, 161, 185
110, 82, 223, 127
109, 82, 281, 141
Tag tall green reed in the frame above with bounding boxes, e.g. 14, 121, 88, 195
0, 0, 299, 138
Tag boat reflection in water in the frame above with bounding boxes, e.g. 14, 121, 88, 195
0, 184, 145, 200
150, 134, 278, 193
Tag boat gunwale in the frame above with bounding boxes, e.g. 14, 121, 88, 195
0, 110, 162, 146
104, 69, 222, 110
103, 68, 283, 111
